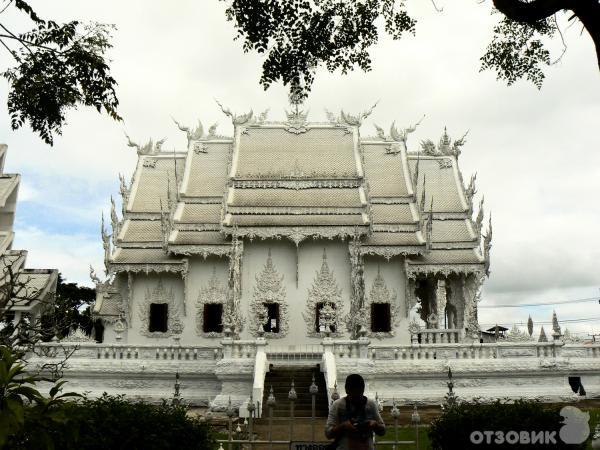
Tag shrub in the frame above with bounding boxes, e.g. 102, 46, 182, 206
428, 399, 587, 450
8, 394, 214, 450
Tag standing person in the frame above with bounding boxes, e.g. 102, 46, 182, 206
325, 374, 386, 450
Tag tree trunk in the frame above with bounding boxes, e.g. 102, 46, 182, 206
493, 0, 600, 71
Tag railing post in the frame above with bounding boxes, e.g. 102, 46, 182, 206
289, 379, 297, 443
391, 399, 400, 450
247, 394, 255, 450
310, 373, 318, 441
226, 397, 235, 450
411, 404, 421, 450
266, 386, 276, 450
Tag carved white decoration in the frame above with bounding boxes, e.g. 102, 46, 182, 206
125, 133, 165, 155
249, 250, 288, 338
216, 100, 254, 126
233, 179, 361, 190
193, 142, 208, 154
365, 267, 401, 339
227, 226, 367, 246
506, 324, 534, 342
339, 101, 378, 127
223, 235, 244, 335
346, 237, 367, 338
303, 250, 345, 337
562, 328, 583, 343
142, 158, 158, 168
138, 279, 184, 338
284, 107, 309, 134
61, 327, 96, 343
196, 267, 227, 338
462, 274, 483, 340
420, 128, 467, 157
173, 117, 204, 144
438, 158, 453, 169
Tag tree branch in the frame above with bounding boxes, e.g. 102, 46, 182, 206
493, 0, 569, 24
494, 0, 600, 70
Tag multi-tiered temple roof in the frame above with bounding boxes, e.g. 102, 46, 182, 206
98, 106, 491, 320
0, 144, 57, 314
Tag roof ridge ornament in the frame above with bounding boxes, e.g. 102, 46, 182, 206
215, 99, 254, 126
125, 132, 165, 155
339, 101, 378, 127
387, 115, 425, 154
285, 104, 309, 134
420, 127, 468, 157
172, 117, 204, 145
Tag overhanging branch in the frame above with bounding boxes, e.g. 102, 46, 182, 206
493, 0, 569, 23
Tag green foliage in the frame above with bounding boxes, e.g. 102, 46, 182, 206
7, 394, 214, 450
221, 0, 415, 101
1, 0, 121, 145
428, 399, 586, 449
220, 1, 586, 98
0, 345, 80, 449
40, 273, 96, 341
480, 17, 556, 89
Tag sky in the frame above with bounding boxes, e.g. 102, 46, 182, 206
1, 1, 599, 336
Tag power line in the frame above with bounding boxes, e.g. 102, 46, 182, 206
479, 296, 600, 309
480, 316, 600, 327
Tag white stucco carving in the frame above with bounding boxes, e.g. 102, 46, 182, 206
249, 250, 288, 338
139, 279, 184, 338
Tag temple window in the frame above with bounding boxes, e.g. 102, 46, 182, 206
93, 319, 105, 343
148, 303, 168, 332
315, 302, 336, 333
371, 303, 391, 332
203, 304, 223, 333
263, 303, 280, 333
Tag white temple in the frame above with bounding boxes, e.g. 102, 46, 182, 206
93, 106, 489, 346
29, 107, 600, 409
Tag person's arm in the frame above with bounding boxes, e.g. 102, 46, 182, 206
367, 401, 386, 436
325, 400, 355, 439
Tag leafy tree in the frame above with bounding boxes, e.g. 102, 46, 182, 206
219, 0, 600, 100
0, 0, 121, 145
40, 273, 96, 340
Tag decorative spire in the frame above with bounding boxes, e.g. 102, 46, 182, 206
538, 326, 548, 342
475, 196, 485, 238
110, 195, 120, 246
466, 173, 477, 216
425, 198, 434, 251
118, 173, 130, 216
483, 215, 492, 277
101, 212, 111, 275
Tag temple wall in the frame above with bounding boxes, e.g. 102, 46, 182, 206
239, 238, 353, 343
363, 256, 410, 344
122, 273, 186, 345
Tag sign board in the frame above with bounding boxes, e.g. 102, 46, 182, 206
290, 442, 330, 450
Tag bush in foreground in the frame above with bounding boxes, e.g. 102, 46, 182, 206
428, 399, 588, 450
7, 394, 214, 450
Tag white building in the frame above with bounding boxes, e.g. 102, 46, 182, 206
32, 108, 600, 410
0, 144, 57, 326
